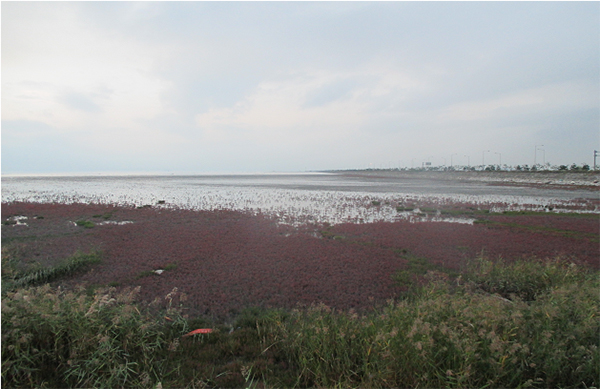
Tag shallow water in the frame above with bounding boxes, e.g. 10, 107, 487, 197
2, 173, 598, 225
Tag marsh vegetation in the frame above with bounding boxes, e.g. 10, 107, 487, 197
1, 172, 598, 387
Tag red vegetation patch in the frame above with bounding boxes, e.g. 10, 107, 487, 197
329, 217, 598, 270
2, 202, 598, 318
485, 213, 600, 235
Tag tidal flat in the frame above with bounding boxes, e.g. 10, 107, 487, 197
2, 171, 599, 388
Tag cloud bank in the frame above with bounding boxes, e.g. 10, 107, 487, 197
3, 2, 599, 174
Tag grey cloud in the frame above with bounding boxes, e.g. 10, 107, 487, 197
62, 92, 102, 113
303, 79, 358, 108
160, 74, 262, 117
3, 2, 599, 173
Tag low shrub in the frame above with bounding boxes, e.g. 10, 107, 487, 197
392, 254, 458, 297
163, 263, 178, 271
92, 212, 113, 220
75, 219, 95, 228
136, 270, 157, 279
464, 256, 589, 301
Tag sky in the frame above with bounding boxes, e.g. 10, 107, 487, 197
2, 1, 599, 174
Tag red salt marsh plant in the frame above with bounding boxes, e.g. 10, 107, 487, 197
2, 201, 599, 318
484, 211, 600, 236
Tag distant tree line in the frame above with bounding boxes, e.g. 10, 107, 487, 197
513, 163, 591, 172
363, 163, 595, 172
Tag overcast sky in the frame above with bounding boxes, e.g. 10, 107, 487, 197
2, 1, 599, 174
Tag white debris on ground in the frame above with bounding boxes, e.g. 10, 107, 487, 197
67, 220, 134, 227
4, 215, 29, 226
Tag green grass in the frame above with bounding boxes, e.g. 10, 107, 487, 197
464, 256, 590, 301
440, 208, 490, 216
320, 226, 346, 240
2, 250, 101, 292
2, 285, 167, 388
163, 263, 178, 271
392, 254, 458, 295
136, 270, 157, 279
500, 210, 599, 218
1, 256, 598, 388
75, 219, 95, 228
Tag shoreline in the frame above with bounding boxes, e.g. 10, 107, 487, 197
329, 169, 600, 190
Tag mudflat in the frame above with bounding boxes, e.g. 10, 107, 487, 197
332, 169, 600, 191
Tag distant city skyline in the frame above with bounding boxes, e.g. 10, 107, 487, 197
3, 2, 599, 175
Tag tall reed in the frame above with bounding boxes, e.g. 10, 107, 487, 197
2, 285, 168, 388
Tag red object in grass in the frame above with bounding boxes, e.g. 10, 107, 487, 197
183, 328, 213, 337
